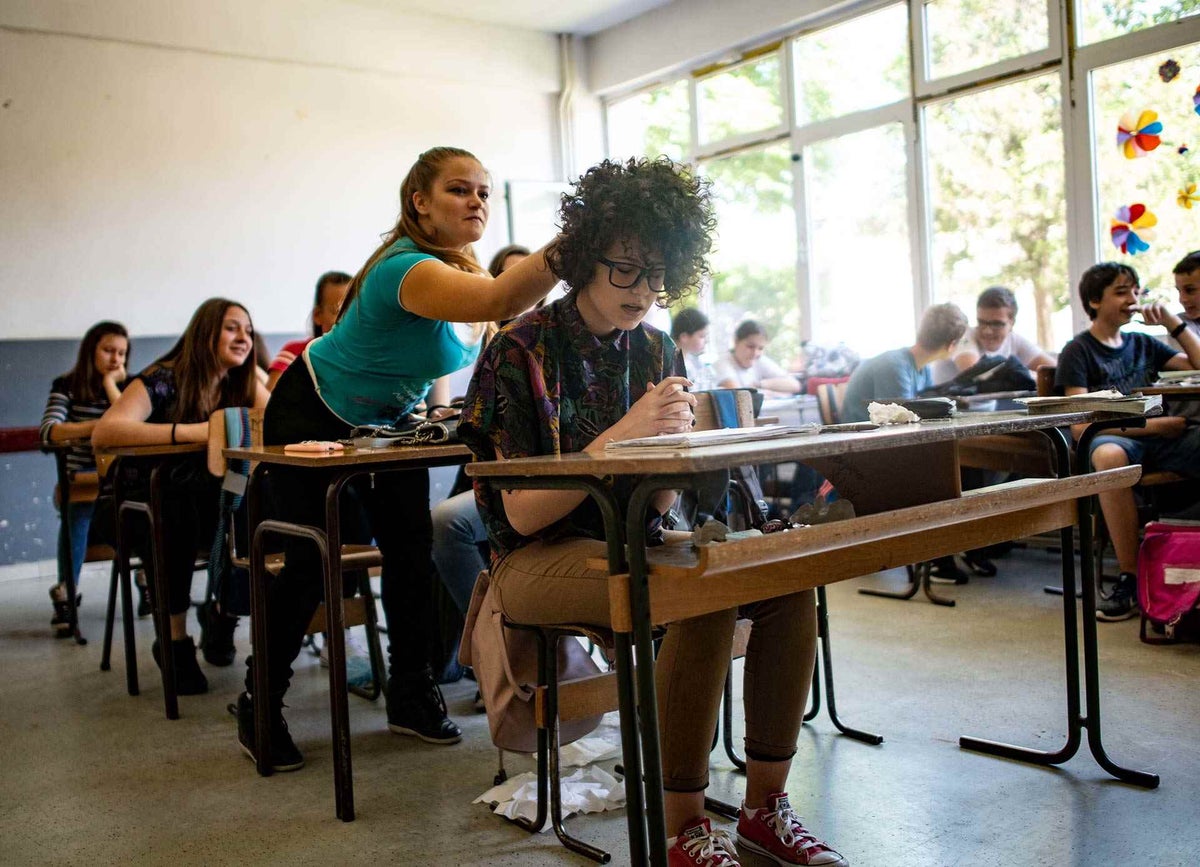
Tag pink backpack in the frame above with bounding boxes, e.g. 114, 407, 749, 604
1137, 521, 1200, 644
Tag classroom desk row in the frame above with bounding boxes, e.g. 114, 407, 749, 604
48, 405, 1161, 865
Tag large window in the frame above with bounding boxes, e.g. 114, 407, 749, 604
925, 74, 1068, 352
604, 1, 1200, 360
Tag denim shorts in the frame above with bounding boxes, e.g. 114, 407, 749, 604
1088, 425, 1200, 478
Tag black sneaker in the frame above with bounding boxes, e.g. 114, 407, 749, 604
199, 600, 238, 667
151, 636, 209, 695
1097, 572, 1139, 622
386, 677, 462, 744
48, 586, 77, 637
236, 692, 305, 772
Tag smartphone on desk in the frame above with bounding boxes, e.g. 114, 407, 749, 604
820, 422, 879, 433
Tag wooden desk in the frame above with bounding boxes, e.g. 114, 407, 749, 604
1140, 384, 1200, 397
468, 411, 1157, 865
93, 443, 207, 718
223, 441, 471, 822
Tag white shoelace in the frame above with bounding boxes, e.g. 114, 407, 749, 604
766, 804, 819, 852
681, 827, 739, 865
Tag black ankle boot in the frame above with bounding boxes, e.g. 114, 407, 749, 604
236, 692, 304, 772
151, 636, 209, 695
199, 601, 238, 667
386, 670, 461, 745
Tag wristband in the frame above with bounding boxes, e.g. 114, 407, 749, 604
1170, 321, 1189, 340
170, 423, 178, 445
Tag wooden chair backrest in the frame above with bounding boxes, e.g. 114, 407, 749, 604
816, 382, 846, 425
692, 389, 756, 432
1036, 365, 1057, 397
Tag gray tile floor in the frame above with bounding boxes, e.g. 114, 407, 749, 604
1, 547, 1197, 866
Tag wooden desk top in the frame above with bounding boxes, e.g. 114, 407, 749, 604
1141, 384, 1200, 397
224, 442, 470, 468
467, 410, 1117, 479
95, 442, 206, 458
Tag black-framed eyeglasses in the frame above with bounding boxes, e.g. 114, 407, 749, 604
976, 318, 1012, 332
597, 257, 668, 294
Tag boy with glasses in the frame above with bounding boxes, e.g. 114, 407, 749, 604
933, 286, 1056, 384
1056, 262, 1200, 621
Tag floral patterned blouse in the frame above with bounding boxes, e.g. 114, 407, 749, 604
458, 292, 683, 561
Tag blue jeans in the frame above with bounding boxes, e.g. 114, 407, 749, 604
431, 490, 487, 615
56, 499, 95, 589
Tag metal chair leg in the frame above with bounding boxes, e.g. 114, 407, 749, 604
101, 560, 118, 672
858, 561, 956, 606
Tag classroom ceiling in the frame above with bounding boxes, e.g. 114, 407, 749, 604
347, 0, 672, 35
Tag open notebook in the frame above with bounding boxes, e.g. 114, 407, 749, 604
604, 423, 819, 450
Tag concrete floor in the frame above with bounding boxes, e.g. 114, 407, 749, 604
1, 547, 1197, 866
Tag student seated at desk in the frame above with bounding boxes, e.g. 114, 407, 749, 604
671, 306, 719, 391
715, 320, 802, 397
459, 157, 848, 867
1163, 251, 1200, 423
236, 147, 559, 772
40, 321, 130, 635
1055, 262, 1200, 621
93, 298, 267, 694
265, 270, 351, 391
841, 303, 967, 423
932, 286, 1056, 385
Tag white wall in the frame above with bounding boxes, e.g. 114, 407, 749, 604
0, 0, 563, 339
587, 0, 859, 94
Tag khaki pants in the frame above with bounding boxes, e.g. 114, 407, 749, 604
492, 537, 817, 792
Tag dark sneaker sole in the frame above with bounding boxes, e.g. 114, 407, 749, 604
238, 738, 305, 772
386, 722, 462, 745
1096, 607, 1139, 622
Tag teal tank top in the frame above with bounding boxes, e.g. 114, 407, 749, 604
306, 237, 481, 427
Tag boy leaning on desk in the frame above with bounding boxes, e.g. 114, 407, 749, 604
1054, 258, 1200, 622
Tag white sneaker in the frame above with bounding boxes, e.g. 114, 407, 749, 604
319, 629, 374, 687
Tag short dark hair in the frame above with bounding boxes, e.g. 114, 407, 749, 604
734, 320, 767, 343
312, 271, 352, 337
1172, 251, 1200, 276
1078, 262, 1139, 320
487, 244, 531, 278
977, 285, 1018, 316
547, 157, 715, 306
916, 303, 968, 351
671, 307, 709, 340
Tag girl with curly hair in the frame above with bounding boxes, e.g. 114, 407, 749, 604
235, 147, 560, 772
460, 157, 847, 867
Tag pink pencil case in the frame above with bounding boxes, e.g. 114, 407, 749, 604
283, 440, 345, 454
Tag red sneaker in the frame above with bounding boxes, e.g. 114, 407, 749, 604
736, 793, 848, 866
668, 817, 741, 867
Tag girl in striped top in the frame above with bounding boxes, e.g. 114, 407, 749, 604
39, 321, 130, 634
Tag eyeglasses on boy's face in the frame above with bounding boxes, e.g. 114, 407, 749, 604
597, 257, 668, 294
976, 318, 1012, 332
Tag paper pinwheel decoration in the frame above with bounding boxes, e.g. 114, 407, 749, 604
1194, 86, 1200, 116
1180, 184, 1199, 210
1159, 59, 1180, 83
1117, 110, 1163, 158
1111, 204, 1157, 255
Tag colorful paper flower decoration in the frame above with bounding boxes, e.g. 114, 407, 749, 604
1159, 59, 1181, 83
1117, 110, 1163, 158
1111, 204, 1157, 255
1180, 184, 1199, 210
1194, 86, 1200, 116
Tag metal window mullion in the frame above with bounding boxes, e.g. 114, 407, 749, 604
790, 101, 910, 149
781, 41, 809, 349
908, 3, 933, 323
1061, 0, 1097, 335
1074, 13, 1200, 67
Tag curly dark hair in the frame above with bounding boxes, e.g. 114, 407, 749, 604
546, 157, 715, 306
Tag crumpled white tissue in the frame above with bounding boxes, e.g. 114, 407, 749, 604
867, 401, 920, 425
473, 765, 626, 831
555, 736, 623, 767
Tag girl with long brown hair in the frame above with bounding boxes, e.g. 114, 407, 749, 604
95, 298, 268, 694
235, 146, 558, 772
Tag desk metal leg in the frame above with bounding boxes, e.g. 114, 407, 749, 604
614, 632, 648, 865
812, 586, 883, 745
147, 466, 179, 721
249, 473, 273, 779
325, 473, 355, 822
959, 425, 1158, 788
858, 561, 956, 606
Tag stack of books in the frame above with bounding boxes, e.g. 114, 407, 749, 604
1015, 390, 1163, 415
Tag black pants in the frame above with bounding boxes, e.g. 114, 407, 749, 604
247, 362, 436, 697
121, 457, 220, 616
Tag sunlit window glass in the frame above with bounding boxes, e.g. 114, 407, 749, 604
925, 74, 1069, 352
606, 80, 690, 161
697, 56, 784, 145
1077, 0, 1200, 46
924, 0, 1049, 80
792, 3, 910, 125
1091, 43, 1200, 305
703, 144, 800, 358
805, 123, 915, 354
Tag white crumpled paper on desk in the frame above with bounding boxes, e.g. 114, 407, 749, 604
473, 765, 626, 832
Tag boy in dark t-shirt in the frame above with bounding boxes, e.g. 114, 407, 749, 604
1056, 262, 1200, 621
